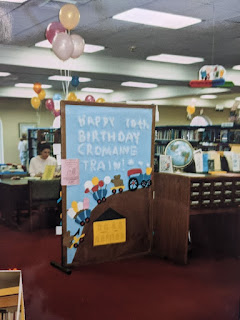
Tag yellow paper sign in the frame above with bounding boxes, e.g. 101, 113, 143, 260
42, 165, 56, 180
93, 218, 126, 246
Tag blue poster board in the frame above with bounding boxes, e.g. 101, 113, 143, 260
61, 102, 154, 267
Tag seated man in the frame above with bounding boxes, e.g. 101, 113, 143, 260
29, 142, 60, 177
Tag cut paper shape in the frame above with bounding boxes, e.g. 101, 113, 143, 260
189, 78, 225, 88
53, 143, 61, 155
138, 161, 144, 166
128, 159, 134, 165
127, 167, 152, 191
61, 159, 79, 186
93, 208, 126, 246
199, 65, 226, 80
111, 174, 125, 194
42, 165, 56, 180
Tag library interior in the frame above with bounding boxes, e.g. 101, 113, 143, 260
0, 1, 240, 319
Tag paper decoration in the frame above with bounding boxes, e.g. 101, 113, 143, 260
159, 155, 173, 173
61, 159, 79, 185
93, 218, 126, 246
189, 65, 230, 88
53, 143, 61, 155
193, 149, 203, 173
42, 165, 56, 180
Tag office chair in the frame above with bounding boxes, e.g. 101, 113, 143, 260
17, 179, 61, 231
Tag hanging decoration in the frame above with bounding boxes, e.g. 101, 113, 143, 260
189, 65, 230, 88
155, 105, 159, 122
45, 21, 66, 44
71, 76, 79, 87
45, 4, 85, 101
31, 96, 41, 110
96, 98, 105, 103
186, 99, 196, 120
85, 95, 95, 102
30, 82, 44, 110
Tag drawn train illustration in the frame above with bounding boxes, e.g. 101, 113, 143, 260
83, 167, 152, 204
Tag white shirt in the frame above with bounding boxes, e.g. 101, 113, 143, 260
18, 140, 28, 153
29, 155, 57, 176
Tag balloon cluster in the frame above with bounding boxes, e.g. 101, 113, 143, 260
46, 4, 85, 61
84, 176, 111, 204
45, 93, 62, 117
30, 82, 46, 110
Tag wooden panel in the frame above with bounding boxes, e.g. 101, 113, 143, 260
153, 173, 190, 264
0, 295, 18, 308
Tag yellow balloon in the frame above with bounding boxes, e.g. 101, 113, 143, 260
31, 97, 41, 109
38, 89, 46, 101
146, 167, 152, 175
67, 92, 77, 101
71, 201, 78, 213
187, 105, 195, 115
96, 98, 105, 103
59, 4, 80, 30
92, 176, 99, 186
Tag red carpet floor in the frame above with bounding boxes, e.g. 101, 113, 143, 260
0, 224, 239, 320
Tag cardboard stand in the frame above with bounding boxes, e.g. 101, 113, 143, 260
51, 101, 155, 272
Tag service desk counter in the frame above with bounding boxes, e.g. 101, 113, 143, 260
153, 172, 240, 264
0, 179, 28, 227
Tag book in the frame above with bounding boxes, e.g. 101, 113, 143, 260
159, 155, 173, 173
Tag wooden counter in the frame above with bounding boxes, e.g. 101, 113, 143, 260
153, 172, 240, 264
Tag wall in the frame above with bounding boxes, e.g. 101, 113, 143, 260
0, 98, 54, 164
0, 99, 231, 164
156, 106, 230, 126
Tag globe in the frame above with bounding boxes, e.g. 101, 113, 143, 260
165, 139, 193, 168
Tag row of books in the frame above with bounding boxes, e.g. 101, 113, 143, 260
155, 128, 240, 144
155, 129, 198, 141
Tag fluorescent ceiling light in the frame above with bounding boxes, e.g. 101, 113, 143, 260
81, 87, 113, 93
0, 72, 11, 77
121, 81, 158, 88
200, 95, 217, 99
147, 54, 204, 64
113, 8, 201, 29
232, 65, 240, 70
84, 44, 105, 53
15, 83, 52, 89
35, 40, 105, 53
48, 75, 91, 82
0, 0, 27, 2
235, 97, 240, 101
35, 40, 52, 49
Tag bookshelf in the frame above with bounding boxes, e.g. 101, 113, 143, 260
28, 128, 61, 161
154, 124, 240, 171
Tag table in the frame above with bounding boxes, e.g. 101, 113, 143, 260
0, 179, 28, 227
153, 172, 240, 264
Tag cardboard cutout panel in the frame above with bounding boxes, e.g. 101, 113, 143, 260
61, 103, 154, 267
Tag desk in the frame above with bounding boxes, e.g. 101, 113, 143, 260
0, 179, 28, 227
153, 172, 240, 264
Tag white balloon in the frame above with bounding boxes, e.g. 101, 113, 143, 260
52, 32, 74, 61
70, 34, 85, 59
77, 201, 83, 211
84, 180, 93, 190
52, 115, 60, 128
104, 176, 111, 185
67, 208, 75, 219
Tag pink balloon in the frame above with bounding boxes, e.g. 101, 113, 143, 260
70, 34, 85, 59
45, 99, 54, 111
45, 21, 66, 44
52, 109, 60, 117
52, 32, 73, 61
85, 95, 95, 102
